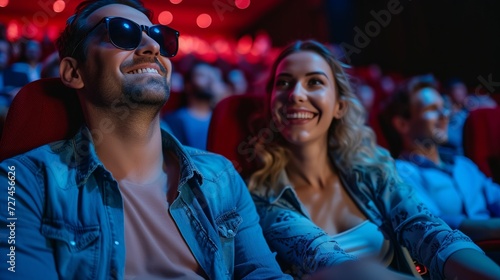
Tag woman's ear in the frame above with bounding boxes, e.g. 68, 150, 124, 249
334, 99, 348, 119
59, 57, 84, 89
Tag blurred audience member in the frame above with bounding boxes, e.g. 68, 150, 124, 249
380, 77, 500, 247
170, 70, 184, 93
211, 65, 231, 104
163, 61, 217, 149
0, 38, 29, 105
440, 78, 469, 157
10, 39, 42, 82
227, 68, 248, 95
442, 78, 497, 157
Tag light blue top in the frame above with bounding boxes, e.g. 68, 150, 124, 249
163, 107, 211, 150
0, 126, 289, 280
396, 153, 500, 229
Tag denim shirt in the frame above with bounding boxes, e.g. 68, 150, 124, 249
396, 153, 500, 229
252, 157, 483, 280
0, 127, 289, 280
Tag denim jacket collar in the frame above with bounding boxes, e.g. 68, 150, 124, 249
256, 153, 385, 226
160, 129, 203, 187
69, 126, 203, 188
266, 170, 310, 218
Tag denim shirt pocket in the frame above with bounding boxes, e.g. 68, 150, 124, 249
41, 220, 101, 279
215, 209, 242, 278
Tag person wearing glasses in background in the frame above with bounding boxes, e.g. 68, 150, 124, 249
379, 77, 500, 263
0, 1, 289, 279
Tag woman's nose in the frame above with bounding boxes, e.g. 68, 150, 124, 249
288, 82, 306, 103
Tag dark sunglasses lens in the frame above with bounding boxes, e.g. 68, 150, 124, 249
108, 18, 141, 50
150, 26, 178, 57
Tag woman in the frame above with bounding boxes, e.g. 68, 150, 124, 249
248, 40, 500, 279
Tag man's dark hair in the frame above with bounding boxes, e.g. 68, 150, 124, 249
56, 0, 151, 62
379, 76, 439, 158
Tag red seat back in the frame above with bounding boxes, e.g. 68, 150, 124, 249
207, 94, 267, 178
463, 107, 500, 181
0, 78, 83, 161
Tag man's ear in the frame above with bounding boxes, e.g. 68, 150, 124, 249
392, 116, 410, 135
59, 57, 84, 89
334, 99, 348, 119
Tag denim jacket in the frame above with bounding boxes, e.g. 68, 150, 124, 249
0, 127, 289, 280
252, 156, 483, 280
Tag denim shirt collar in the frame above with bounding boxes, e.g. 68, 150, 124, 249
71, 126, 203, 187
399, 152, 455, 175
160, 129, 204, 187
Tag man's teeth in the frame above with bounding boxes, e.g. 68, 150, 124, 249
128, 68, 159, 74
286, 112, 314, 119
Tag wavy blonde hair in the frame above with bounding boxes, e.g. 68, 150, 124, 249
248, 40, 398, 193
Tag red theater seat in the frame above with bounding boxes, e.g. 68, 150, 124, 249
463, 107, 500, 183
160, 90, 185, 117
207, 94, 267, 178
0, 78, 83, 162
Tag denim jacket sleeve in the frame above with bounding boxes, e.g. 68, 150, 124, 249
226, 164, 291, 280
369, 169, 484, 280
0, 157, 59, 279
252, 191, 356, 279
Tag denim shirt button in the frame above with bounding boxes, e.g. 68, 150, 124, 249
114, 241, 119, 245
70, 241, 76, 246
227, 229, 234, 234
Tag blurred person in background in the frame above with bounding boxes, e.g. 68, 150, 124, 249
163, 61, 225, 149
441, 78, 497, 158
0, 38, 29, 105
380, 77, 500, 263
227, 68, 249, 95
10, 39, 43, 82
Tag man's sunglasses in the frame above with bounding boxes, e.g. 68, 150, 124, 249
72, 17, 180, 57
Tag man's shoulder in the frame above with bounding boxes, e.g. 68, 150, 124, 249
394, 158, 419, 170
453, 155, 478, 166
181, 146, 237, 181
394, 158, 422, 179
452, 155, 484, 175
0, 139, 74, 180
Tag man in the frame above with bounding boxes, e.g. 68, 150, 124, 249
164, 61, 227, 150
380, 77, 500, 245
0, 1, 288, 279
10, 39, 43, 82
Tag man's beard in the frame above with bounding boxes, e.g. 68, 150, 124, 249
192, 87, 214, 101
121, 75, 170, 109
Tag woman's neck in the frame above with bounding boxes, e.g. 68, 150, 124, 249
286, 142, 336, 190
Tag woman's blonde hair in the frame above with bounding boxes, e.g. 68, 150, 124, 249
248, 40, 398, 193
